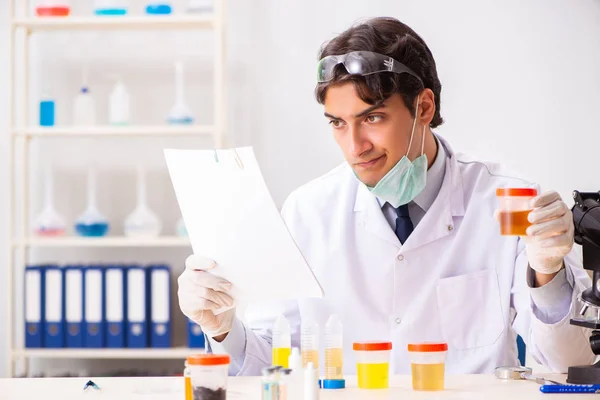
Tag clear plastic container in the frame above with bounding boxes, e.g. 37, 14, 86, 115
407, 342, 448, 391
187, 354, 230, 400
324, 314, 343, 381
496, 188, 538, 236
261, 366, 282, 399
272, 314, 291, 368
184, 361, 192, 400
301, 320, 319, 369
353, 341, 392, 389
36, 1, 71, 16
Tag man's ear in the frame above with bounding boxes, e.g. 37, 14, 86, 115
419, 89, 436, 126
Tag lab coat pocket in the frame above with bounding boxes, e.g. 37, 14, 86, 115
436, 268, 504, 350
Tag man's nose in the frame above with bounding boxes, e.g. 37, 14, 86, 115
348, 126, 372, 159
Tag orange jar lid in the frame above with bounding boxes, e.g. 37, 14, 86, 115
407, 343, 448, 352
353, 341, 392, 351
186, 354, 230, 366
496, 188, 537, 197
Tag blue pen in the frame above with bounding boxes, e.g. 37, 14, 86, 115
540, 384, 600, 393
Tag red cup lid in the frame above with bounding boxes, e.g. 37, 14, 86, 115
407, 343, 448, 352
496, 188, 538, 197
353, 341, 393, 351
187, 354, 230, 366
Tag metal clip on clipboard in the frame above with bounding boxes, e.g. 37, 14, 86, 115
213, 149, 245, 170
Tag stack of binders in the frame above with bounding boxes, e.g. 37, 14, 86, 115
24, 263, 180, 349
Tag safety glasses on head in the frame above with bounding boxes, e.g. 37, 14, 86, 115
317, 51, 423, 83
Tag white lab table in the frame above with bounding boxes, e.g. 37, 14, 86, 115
0, 374, 587, 399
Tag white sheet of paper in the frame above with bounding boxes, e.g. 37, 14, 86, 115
164, 147, 324, 307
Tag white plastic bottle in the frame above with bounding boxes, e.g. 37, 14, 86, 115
108, 76, 130, 125
72, 86, 96, 126
288, 348, 304, 400
304, 362, 320, 400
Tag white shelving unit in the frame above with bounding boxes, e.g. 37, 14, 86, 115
14, 125, 216, 137
7, 1, 228, 377
13, 237, 191, 248
14, 347, 197, 360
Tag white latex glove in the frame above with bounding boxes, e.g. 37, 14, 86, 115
177, 255, 236, 337
523, 191, 574, 275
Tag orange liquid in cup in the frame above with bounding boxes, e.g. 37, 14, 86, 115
498, 210, 532, 236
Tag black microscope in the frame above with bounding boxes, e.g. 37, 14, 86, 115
566, 191, 600, 384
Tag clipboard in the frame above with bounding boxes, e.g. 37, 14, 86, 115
164, 147, 324, 307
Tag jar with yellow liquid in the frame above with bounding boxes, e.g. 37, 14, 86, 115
496, 188, 538, 236
353, 341, 392, 389
407, 342, 448, 391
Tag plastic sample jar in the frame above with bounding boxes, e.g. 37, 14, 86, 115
353, 341, 392, 389
407, 343, 448, 391
184, 360, 192, 400
496, 188, 538, 236
187, 354, 230, 400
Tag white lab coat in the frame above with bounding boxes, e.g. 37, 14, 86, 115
227, 136, 594, 376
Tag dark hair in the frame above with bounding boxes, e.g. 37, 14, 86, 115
315, 17, 443, 128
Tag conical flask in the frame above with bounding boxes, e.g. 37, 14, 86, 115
33, 167, 66, 237
74, 167, 110, 237
124, 166, 162, 238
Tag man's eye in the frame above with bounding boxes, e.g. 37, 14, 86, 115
366, 115, 383, 123
329, 119, 343, 128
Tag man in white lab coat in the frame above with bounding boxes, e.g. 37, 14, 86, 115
178, 17, 594, 375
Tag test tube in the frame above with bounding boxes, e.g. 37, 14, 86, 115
272, 314, 291, 368
301, 320, 319, 369
325, 314, 343, 380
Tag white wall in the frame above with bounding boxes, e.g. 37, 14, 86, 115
2, 0, 600, 377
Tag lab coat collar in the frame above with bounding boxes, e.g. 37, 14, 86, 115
353, 133, 465, 249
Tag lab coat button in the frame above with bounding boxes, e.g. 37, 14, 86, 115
397, 254, 404, 261
395, 318, 401, 324
448, 225, 454, 231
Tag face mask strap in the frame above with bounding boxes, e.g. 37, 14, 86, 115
406, 99, 419, 157
420, 124, 426, 156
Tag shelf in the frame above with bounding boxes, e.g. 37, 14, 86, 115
13, 347, 202, 359
13, 236, 190, 248
13, 125, 215, 137
13, 15, 215, 31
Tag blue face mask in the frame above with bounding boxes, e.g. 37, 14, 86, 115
363, 101, 428, 208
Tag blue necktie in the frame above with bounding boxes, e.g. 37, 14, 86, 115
395, 204, 414, 244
